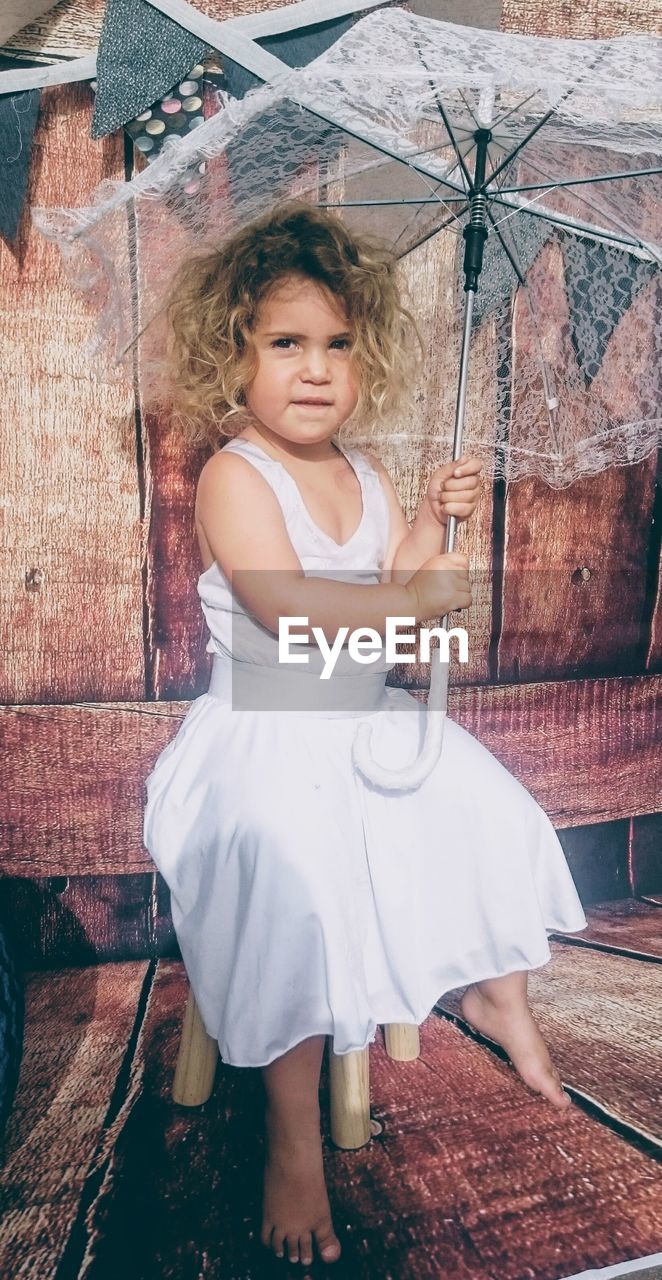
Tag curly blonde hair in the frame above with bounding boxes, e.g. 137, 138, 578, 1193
160, 199, 424, 450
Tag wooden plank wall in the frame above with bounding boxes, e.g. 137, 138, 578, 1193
0, 0, 660, 967
0, 83, 144, 704
496, 0, 662, 923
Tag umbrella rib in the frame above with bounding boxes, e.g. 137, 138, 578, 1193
457, 89, 481, 133
392, 170, 469, 238
490, 90, 539, 133
486, 209, 527, 285
486, 102, 566, 188
299, 101, 473, 201
489, 193, 657, 261
409, 37, 472, 192
495, 153, 662, 261
319, 197, 468, 207
461, 138, 478, 166
497, 165, 662, 196
431, 95, 473, 191
487, 40, 611, 190
400, 202, 471, 259
291, 100, 467, 199
501, 240, 564, 458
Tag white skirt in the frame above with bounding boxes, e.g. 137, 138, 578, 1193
143, 667, 587, 1068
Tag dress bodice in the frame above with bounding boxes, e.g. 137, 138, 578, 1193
197, 436, 394, 677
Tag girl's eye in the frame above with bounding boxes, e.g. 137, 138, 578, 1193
269, 337, 352, 351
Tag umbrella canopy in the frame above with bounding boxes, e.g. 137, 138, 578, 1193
32, 7, 662, 487
31, 6, 662, 788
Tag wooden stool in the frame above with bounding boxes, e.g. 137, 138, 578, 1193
172, 987, 420, 1149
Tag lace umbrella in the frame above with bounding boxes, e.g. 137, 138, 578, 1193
32, 7, 662, 790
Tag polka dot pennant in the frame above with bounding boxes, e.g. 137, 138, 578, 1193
92, 63, 223, 201
90, 0, 208, 140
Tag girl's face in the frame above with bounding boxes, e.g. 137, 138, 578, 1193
244, 274, 359, 448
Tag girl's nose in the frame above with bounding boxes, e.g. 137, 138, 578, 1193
301, 348, 331, 381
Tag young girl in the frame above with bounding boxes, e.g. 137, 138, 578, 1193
143, 200, 587, 1268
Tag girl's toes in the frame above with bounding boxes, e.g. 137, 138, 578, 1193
315, 1218, 342, 1262
286, 1234, 300, 1263
271, 1228, 286, 1258
554, 1082, 572, 1110
300, 1231, 314, 1266
545, 1069, 571, 1109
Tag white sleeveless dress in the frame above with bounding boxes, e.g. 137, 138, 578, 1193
143, 436, 587, 1068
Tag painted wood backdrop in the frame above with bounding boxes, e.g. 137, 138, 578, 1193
0, 0, 660, 967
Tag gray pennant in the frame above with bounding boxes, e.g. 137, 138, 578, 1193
221, 14, 358, 226
463, 215, 553, 325
0, 88, 40, 241
563, 235, 657, 385
221, 13, 355, 101
92, 0, 207, 139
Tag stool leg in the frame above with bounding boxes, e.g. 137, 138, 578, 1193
329, 1043, 372, 1150
383, 1022, 420, 1061
172, 987, 219, 1106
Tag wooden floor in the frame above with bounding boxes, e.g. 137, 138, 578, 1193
1, 900, 661, 1280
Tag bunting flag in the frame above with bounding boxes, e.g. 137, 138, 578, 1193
466, 216, 553, 325
0, 1, 376, 236
220, 12, 363, 228
0, 88, 40, 242
221, 12, 356, 101
91, 0, 208, 139
122, 61, 210, 166
563, 236, 657, 385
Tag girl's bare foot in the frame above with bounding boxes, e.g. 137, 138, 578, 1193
261, 1103, 342, 1266
459, 974, 571, 1110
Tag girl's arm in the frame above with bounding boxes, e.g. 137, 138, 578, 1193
368, 453, 482, 584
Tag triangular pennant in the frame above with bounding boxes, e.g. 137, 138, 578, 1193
120, 60, 211, 237
220, 15, 358, 232
92, 0, 207, 139
122, 60, 208, 164
467, 216, 553, 325
563, 235, 657, 385
0, 88, 40, 241
221, 13, 355, 101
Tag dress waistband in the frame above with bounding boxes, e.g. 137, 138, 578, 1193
207, 653, 388, 717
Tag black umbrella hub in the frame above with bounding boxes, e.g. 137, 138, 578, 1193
463, 128, 492, 293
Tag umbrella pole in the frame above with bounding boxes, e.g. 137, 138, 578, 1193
353, 130, 490, 789
417, 284, 474, 778
443, 286, 474, 561
425, 133, 491, 733
445, 125, 491, 561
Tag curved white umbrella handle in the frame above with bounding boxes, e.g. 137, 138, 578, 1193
351, 653, 450, 790
352, 500, 463, 790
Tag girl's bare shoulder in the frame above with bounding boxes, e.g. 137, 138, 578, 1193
196, 444, 269, 510
194, 445, 300, 579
